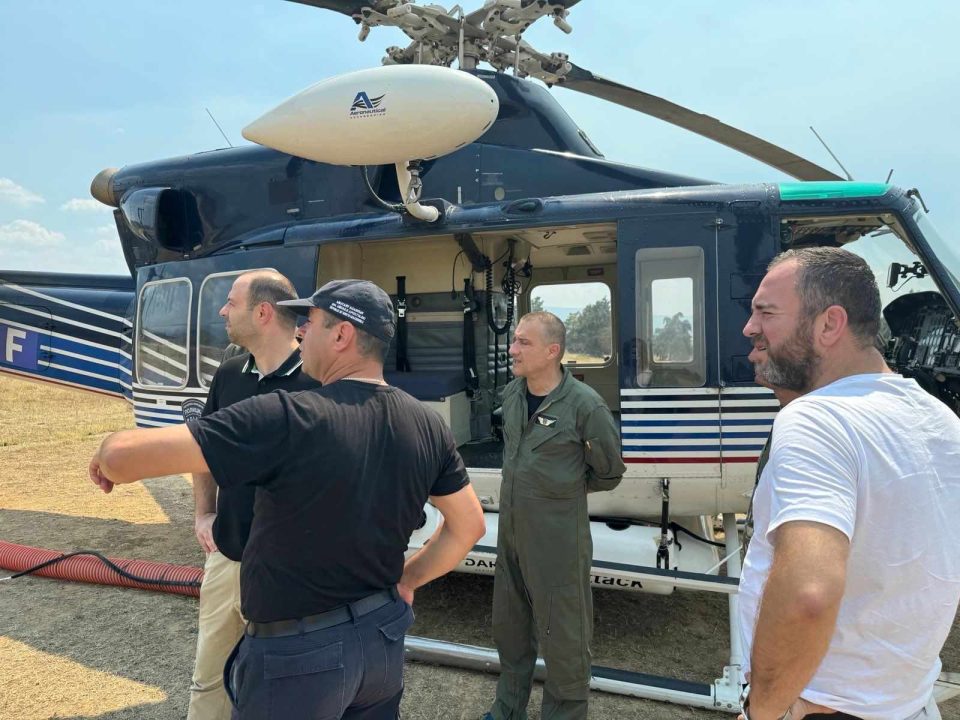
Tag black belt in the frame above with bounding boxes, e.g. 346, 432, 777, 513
245, 588, 398, 639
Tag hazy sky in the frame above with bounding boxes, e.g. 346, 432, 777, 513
1, 1, 958, 276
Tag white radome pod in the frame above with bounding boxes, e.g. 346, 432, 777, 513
242, 65, 500, 166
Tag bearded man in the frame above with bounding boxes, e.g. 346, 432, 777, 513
738, 247, 960, 720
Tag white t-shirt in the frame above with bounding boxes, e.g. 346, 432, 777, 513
739, 373, 960, 720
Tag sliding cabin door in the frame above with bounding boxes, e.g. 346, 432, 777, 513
617, 213, 721, 480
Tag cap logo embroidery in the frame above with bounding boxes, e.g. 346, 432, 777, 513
329, 299, 366, 325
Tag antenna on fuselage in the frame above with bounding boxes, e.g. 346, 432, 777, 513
809, 126, 853, 180
205, 108, 234, 148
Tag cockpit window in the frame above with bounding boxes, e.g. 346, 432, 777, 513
913, 208, 960, 291
781, 213, 938, 309
844, 227, 936, 308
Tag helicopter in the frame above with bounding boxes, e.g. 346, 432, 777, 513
2, 0, 959, 711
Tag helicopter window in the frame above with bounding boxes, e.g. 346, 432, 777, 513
636, 247, 705, 388
136, 278, 191, 389
651, 278, 695, 363
529, 282, 612, 366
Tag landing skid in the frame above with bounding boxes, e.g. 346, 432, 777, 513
404, 511, 744, 712
406, 512, 960, 713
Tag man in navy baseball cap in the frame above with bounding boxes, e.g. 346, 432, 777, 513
278, 278, 396, 343
89, 273, 485, 719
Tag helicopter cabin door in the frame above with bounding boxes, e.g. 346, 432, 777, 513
714, 210, 781, 511
616, 214, 722, 480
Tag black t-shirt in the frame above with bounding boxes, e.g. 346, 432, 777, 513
202, 348, 319, 561
188, 379, 470, 622
526, 389, 546, 419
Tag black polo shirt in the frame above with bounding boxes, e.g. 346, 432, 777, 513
188, 379, 470, 623
201, 348, 319, 561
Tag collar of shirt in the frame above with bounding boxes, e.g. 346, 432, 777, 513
508, 366, 574, 407
242, 348, 303, 380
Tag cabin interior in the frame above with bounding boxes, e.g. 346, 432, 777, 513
310, 222, 622, 461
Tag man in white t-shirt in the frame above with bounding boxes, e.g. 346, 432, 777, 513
739, 246, 960, 720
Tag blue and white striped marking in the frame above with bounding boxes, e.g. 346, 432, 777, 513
0, 282, 131, 398
620, 387, 778, 464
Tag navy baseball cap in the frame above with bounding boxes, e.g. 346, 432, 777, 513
278, 279, 396, 343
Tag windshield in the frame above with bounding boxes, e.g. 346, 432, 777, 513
845, 227, 937, 309
913, 207, 960, 292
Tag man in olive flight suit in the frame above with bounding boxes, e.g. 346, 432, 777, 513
485, 311, 626, 720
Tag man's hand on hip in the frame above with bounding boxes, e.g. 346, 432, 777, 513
396, 581, 415, 606
195, 512, 218, 553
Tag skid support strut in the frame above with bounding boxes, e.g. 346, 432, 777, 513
403, 513, 960, 711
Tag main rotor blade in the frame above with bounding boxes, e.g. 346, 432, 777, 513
284, 0, 372, 17
559, 63, 843, 181
465, 0, 584, 27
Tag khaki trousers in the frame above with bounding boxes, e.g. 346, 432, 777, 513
187, 551, 245, 720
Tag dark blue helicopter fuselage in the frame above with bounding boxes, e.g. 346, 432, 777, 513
1, 70, 956, 493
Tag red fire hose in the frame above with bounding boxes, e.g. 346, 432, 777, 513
0, 540, 202, 597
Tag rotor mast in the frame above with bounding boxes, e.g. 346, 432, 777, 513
349, 1, 574, 83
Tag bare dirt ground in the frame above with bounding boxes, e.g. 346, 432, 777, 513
1, 375, 957, 719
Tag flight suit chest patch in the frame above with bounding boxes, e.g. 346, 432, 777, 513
535, 414, 558, 427
525, 414, 576, 452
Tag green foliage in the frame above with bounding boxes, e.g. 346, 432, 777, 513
531, 295, 544, 312
653, 312, 693, 361
565, 296, 612, 359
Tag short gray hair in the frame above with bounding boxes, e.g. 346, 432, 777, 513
769, 247, 881, 348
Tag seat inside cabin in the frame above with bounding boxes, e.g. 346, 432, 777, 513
315, 225, 621, 467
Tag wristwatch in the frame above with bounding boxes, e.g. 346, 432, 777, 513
740, 684, 793, 720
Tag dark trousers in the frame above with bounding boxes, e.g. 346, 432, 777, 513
225, 597, 414, 720
489, 499, 593, 720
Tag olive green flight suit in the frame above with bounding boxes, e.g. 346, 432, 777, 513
489, 369, 626, 720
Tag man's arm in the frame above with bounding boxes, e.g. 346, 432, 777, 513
193, 472, 218, 553
89, 425, 209, 493
398, 484, 485, 604
584, 404, 626, 492
747, 520, 849, 720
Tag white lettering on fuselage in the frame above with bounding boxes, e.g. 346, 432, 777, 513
461, 557, 644, 589
5, 328, 26, 363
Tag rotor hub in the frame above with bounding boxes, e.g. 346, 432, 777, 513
349, 0, 576, 85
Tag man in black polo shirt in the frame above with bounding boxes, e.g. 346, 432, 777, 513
89, 279, 486, 720
189, 270, 318, 720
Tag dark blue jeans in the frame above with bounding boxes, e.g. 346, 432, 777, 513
225, 597, 414, 719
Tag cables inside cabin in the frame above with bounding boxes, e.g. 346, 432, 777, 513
486, 241, 517, 395
450, 250, 466, 299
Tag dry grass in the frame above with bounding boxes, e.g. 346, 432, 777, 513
0, 377, 172, 524
0, 374, 957, 720
0, 637, 167, 719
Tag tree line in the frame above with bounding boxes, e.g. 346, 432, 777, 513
529, 295, 693, 363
